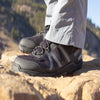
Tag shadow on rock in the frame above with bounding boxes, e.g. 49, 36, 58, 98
46, 94, 64, 100
74, 58, 100, 75
14, 93, 40, 100
13, 81, 64, 100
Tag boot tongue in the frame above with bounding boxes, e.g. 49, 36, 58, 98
40, 39, 51, 50
33, 40, 51, 55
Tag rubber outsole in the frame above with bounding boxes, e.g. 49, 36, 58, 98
13, 61, 83, 77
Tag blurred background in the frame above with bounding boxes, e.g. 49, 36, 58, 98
0, 0, 100, 58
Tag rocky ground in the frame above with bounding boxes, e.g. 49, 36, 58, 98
0, 50, 100, 100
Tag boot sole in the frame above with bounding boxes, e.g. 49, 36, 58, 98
13, 60, 83, 77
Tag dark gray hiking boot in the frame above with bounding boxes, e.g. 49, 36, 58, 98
19, 25, 50, 53
13, 39, 83, 77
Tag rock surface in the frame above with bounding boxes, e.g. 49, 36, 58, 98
0, 50, 100, 100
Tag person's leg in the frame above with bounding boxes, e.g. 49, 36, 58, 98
44, 0, 58, 26
45, 0, 87, 49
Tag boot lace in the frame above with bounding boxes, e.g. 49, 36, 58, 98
33, 40, 51, 55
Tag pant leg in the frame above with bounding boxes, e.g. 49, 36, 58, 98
45, 0, 88, 48
44, 0, 58, 26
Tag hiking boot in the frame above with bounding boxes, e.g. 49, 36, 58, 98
19, 25, 50, 53
13, 39, 83, 77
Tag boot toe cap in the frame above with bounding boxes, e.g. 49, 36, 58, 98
13, 55, 40, 72
19, 37, 35, 48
